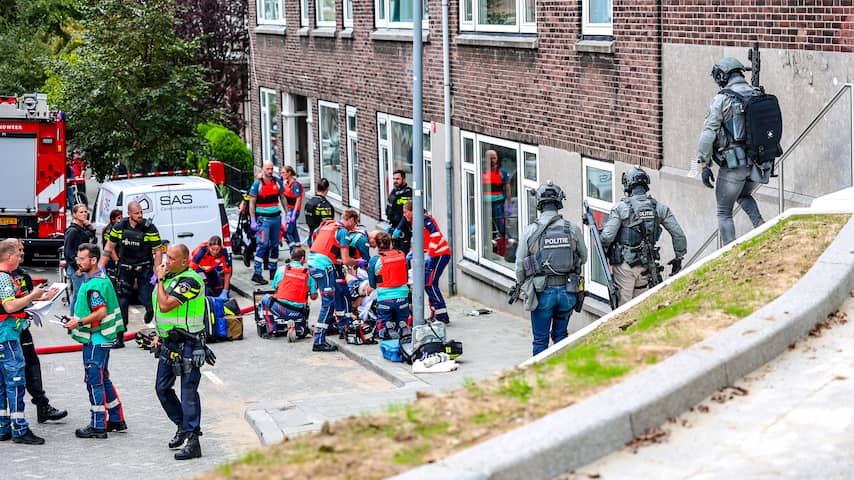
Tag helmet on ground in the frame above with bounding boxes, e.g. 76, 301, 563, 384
621, 167, 650, 193
711, 57, 746, 88
536, 181, 565, 211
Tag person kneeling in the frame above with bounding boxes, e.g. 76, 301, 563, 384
261, 248, 317, 341
190, 236, 232, 298
368, 232, 410, 340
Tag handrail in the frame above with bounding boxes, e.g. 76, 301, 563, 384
686, 83, 854, 267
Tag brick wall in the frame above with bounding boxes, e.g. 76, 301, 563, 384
661, 1, 854, 53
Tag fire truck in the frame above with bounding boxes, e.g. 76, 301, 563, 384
0, 93, 67, 261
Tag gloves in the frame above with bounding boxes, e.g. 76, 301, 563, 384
701, 166, 715, 189
356, 259, 367, 269
191, 348, 205, 368
505, 203, 513, 217
218, 289, 229, 299
250, 217, 258, 231
287, 210, 298, 224
668, 257, 683, 276
405, 251, 413, 262
150, 272, 158, 285
392, 229, 402, 239
204, 345, 217, 366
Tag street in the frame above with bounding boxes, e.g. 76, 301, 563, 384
0, 263, 396, 479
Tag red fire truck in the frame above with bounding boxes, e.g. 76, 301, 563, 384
0, 93, 67, 261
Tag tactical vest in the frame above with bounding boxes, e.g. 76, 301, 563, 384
69, 276, 124, 344
305, 195, 334, 231
275, 264, 310, 304
617, 196, 659, 248
377, 250, 407, 288
116, 219, 155, 265
528, 217, 576, 277
154, 269, 206, 337
310, 220, 343, 262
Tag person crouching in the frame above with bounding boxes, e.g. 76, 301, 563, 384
261, 248, 317, 341
368, 232, 410, 339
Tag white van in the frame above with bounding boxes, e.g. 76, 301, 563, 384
91, 175, 230, 249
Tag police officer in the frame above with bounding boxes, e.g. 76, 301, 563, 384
514, 182, 587, 357
304, 178, 335, 245
249, 161, 287, 284
387, 170, 412, 252
696, 57, 768, 245
64, 243, 126, 439
151, 244, 207, 460
260, 248, 317, 340
601, 167, 688, 306
101, 200, 162, 347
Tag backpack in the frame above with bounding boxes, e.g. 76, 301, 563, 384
720, 88, 783, 166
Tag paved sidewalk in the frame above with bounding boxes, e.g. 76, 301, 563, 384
228, 247, 539, 444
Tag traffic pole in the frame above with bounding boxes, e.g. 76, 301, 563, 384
411, 0, 425, 327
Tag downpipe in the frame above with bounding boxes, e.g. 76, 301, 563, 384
442, 0, 456, 295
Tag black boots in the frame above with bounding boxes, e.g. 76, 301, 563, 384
13, 429, 45, 445
168, 428, 187, 449
251, 273, 268, 285
106, 420, 127, 432
37, 404, 68, 423
75, 426, 107, 439
174, 432, 202, 460
312, 342, 338, 352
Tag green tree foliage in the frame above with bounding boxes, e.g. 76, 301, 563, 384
193, 122, 254, 204
51, 0, 211, 180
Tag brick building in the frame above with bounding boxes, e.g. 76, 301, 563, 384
248, 0, 854, 317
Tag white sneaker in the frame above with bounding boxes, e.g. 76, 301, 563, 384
286, 320, 296, 343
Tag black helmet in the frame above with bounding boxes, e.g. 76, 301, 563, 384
621, 167, 650, 193
711, 57, 746, 88
536, 181, 565, 211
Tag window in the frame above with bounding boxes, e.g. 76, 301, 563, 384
317, 0, 336, 27
301, 0, 310, 26
318, 101, 341, 200
582, 157, 615, 299
260, 88, 279, 165
582, 0, 612, 36
375, 0, 428, 29
343, 0, 354, 27
346, 106, 359, 207
376, 113, 432, 219
460, 0, 535, 33
460, 131, 538, 275
257, 0, 286, 25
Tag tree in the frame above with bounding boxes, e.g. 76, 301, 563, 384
51, 0, 211, 179
174, 0, 248, 132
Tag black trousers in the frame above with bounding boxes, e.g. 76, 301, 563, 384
19, 327, 49, 406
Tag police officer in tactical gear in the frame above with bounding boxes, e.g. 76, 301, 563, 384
387, 170, 413, 252
151, 244, 207, 460
101, 200, 163, 347
601, 167, 688, 306
304, 178, 335, 245
514, 182, 587, 356
696, 57, 766, 245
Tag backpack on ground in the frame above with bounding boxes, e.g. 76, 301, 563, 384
204, 296, 243, 342
720, 88, 783, 167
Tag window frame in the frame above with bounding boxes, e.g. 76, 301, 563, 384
460, 130, 538, 277
582, 157, 615, 299
259, 88, 277, 165
461, 131, 478, 261
316, 0, 336, 27
459, 0, 536, 33
376, 112, 432, 221
257, 0, 286, 26
582, 0, 613, 36
375, 0, 429, 29
346, 106, 359, 208
343, 0, 354, 27
317, 100, 342, 202
301, 0, 310, 27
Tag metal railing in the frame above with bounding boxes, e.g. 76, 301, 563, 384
687, 83, 854, 267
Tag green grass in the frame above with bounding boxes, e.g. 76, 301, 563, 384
472, 410, 496, 424
463, 377, 484, 396
498, 375, 533, 402
413, 421, 449, 438
392, 442, 431, 465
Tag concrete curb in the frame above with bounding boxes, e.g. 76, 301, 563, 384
327, 337, 422, 388
392, 211, 854, 480
244, 407, 285, 446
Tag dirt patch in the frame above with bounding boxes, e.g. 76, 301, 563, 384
199, 214, 849, 480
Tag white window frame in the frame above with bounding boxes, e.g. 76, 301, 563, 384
376, 113, 432, 221
318, 100, 342, 202
582, 157, 615, 299
375, 0, 429, 29
461, 131, 478, 261
301, 0, 310, 27
259, 88, 276, 165
461, 130, 538, 277
459, 0, 535, 33
316, 0, 336, 27
582, 0, 613, 36
343, 0, 354, 27
257, 0, 286, 26
346, 106, 359, 208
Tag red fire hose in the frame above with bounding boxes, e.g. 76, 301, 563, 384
34, 305, 256, 355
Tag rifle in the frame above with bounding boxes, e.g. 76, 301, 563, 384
748, 42, 762, 91
508, 281, 522, 305
638, 238, 664, 289
582, 200, 619, 310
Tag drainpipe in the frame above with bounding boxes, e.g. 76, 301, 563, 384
442, 0, 456, 295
